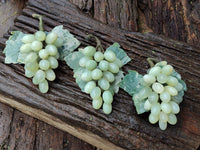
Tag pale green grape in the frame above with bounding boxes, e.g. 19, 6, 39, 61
81, 46, 96, 57
55, 52, 60, 59
25, 69, 35, 78
113, 58, 123, 68
149, 113, 159, 124
103, 103, 112, 114
162, 65, 173, 75
152, 82, 164, 93
165, 86, 178, 96
171, 95, 183, 104
155, 61, 167, 67
132, 93, 141, 101
157, 73, 168, 84
168, 113, 177, 125
25, 52, 38, 63
161, 102, 172, 114
138, 87, 152, 99
35, 31, 46, 41
39, 49, 49, 59
160, 91, 171, 103
148, 92, 159, 103
20, 43, 32, 53
25, 62, 39, 72
45, 69, 56, 81
148, 66, 161, 76
92, 97, 103, 109
31, 41, 43, 51
39, 79, 49, 93
159, 120, 167, 130
34, 70, 46, 83
170, 101, 180, 114
22, 34, 35, 43
103, 71, 115, 83
108, 63, 119, 74
32, 76, 40, 85
174, 83, 183, 91
159, 111, 168, 122
139, 78, 151, 87
104, 50, 116, 62
84, 81, 96, 94
81, 70, 92, 82
94, 51, 104, 62
79, 57, 90, 67
46, 45, 58, 56
102, 90, 113, 104
53, 37, 63, 47
151, 103, 161, 116
144, 100, 151, 111
99, 60, 109, 71
48, 56, 59, 69
91, 69, 103, 80
98, 78, 110, 90
86, 60, 97, 70
39, 60, 50, 70
167, 76, 178, 86
90, 87, 101, 99
143, 74, 156, 84
108, 87, 114, 96
46, 32, 58, 44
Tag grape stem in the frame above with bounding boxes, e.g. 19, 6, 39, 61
86, 34, 104, 52
147, 58, 159, 68
32, 14, 44, 31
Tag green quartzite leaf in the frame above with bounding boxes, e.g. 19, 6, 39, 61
64, 51, 84, 70
171, 70, 187, 91
119, 70, 144, 96
3, 31, 25, 64
52, 25, 80, 60
133, 97, 146, 114
106, 43, 131, 65
110, 70, 124, 93
74, 67, 87, 91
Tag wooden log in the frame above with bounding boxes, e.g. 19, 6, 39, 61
0, 0, 200, 149
138, 0, 200, 47
70, 0, 138, 31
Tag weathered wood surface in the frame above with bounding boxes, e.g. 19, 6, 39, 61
0, 0, 200, 149
70, 0, 200, 47
0, 1, 95, 150
0, 0, 26, 37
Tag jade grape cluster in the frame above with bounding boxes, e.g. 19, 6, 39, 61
133, 61, 185, 130
77, 46, 123, 114
20, 31, 63, 93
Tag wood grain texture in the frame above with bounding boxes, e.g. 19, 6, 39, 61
0, 0, 27, 37
71, 0, 200, 47
138, 0, 200, 47
70, 0, 138, 31
0, 0, 200, 149
0, 1, 95, 150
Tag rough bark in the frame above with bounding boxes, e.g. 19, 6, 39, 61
70, 0, 138, 31
138, 0, 200, 47
0, 0, 200, 149
70, 0, 200, 47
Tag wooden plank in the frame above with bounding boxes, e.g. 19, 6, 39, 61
0, 103, 13, 145
0, 94, 123, 150
8, 110, 36, 150
70, 0, 138, 31
35, 121, 64, 150
0, 0, 199, 149
138, 0, 200, 47
0, 0, 26, 37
